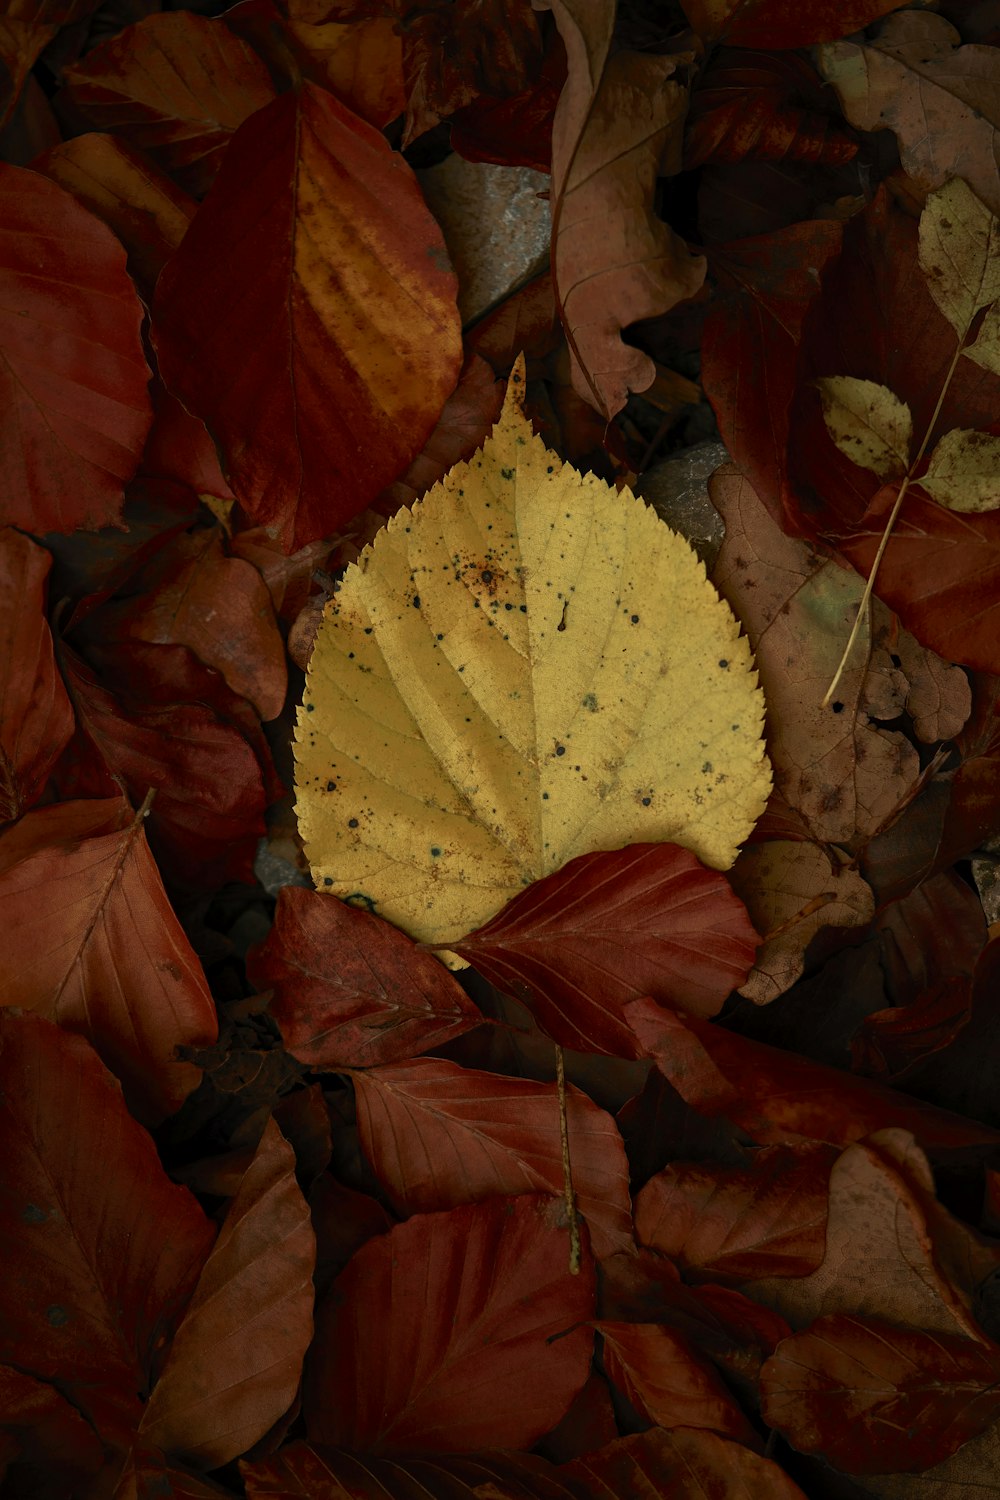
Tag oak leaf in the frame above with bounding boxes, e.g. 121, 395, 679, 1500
544, 1, 705, 419
818, 12, 1000, 218
295, 362, 769, 954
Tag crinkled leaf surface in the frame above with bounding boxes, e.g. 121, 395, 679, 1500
0, 1013, 214, 1449
295, 363, 770, 953
0, 164, 151, 533
352, 1057, 633, 1257
452, 842, 758, 1052
303, 1195, 595, 1453
152, 82, 462, 551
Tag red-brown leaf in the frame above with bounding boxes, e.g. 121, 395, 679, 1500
634, 1143, 833, 1284
680, 0, 904, 49
140, 1118, 316, 1469
453, 843, 759, 1056
353, 1057, 633, 1257
598, 1321, 758, 1442
60, 12, 276, 196
247, 886, 482, 1067
0, 1013, 215, 1448
0, 798, 218, 1122
624, 996, 1000, 1153
108, 529, 288, 721
303, 1195, 595, 1452
151, 83, 462, 551
0, 1366, 104, 1500
242, 1442, 584, 1499
0, 529, 74, 821
761, 1314, 1000, 1475
563, 1426, 809, 1497
0, 164, 151, 533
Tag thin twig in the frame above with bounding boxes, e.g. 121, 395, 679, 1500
555, 1043, 580, 1275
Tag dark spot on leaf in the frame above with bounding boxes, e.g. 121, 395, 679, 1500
413, 596, 421, 608
630, 614, 639, 624
481, 570, 493, 584
326, 781, 336, 792
430, 846, 442, 857
348, 817, 359, 828
642, 796, 651, 806
22, 1203, 46, 1224
555, 744, 565, 756
305, 703, 314, 712
46, 1305, 69, 1327
345, 892, 377, 913
501, 467, 514, 480
323, 876, 333, 886
832, 701, 845, 714
719, 659, 729, 669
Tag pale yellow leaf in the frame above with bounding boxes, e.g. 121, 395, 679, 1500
815, 377, 912, 479
918, 177, 1000, 343
294, 359, 770, 951
921, 428, 1000, 513
966, 301, 1000, 378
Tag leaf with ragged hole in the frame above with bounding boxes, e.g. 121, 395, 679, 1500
295, 359, 770, 957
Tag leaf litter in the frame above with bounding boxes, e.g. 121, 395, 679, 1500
6, 1, 1000, 1493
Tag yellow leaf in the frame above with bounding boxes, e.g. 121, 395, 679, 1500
815, 377, 912, 479
294, 359, 770, 952
966, 302, 1000, 379
921, 428, 1000, 512
919, 177, 1000, 343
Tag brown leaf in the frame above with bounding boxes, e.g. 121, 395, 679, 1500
0, 1013, 215, 1449
34, 132, 195, 298
453, 843, 759, 1057
598, 1321, 758, 1442
545, 1, 705, 418
634, 1143, 833, 1284
679, 0, 903, 48
152, 83, 462, 551
744, 1128, 1000, 1341
107, 529, 288, 722
686, 48, 858, 168
819, 12, 1000, 218
563, 1426, 809, 1498
729, 840, 875, 1003
761, 1313, 1000, 1475
242, 1442, 584, 1499
61, 11, 276, 196
0, 799, 218, 1122
0, 164, 151, 533
711, 465, 922, 844
303, 1195, 595, 1452
624, 995, 1000, 1154
140, 1118, 316, 1469
352, 1057, 633, 1257
0, 530, 74, 822
246, 886, 482, 1068
0, 1366, 104, 1500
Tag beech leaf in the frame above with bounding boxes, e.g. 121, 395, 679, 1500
152, 82, 463, 551
0, 530, 74, 822
303, 1195, 595, 1452
0, 798, 218, 1122
295, 362, 770, 955
920, 429, 1000, 514
139, 1118, 316, 1469
0, 164, 151, 533
597, 1321, 757, 1441
452, 842, 759, 1052
247, 886, 482, 1068
815, 377, 912, 480
351, 1056, 633, 1257
761, 1314, 1000, 1475
0, 1013, 214, 1449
